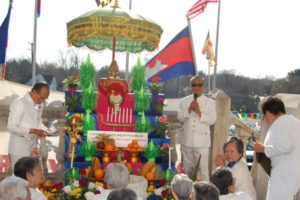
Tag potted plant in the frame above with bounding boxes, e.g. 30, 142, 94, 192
63, 75, 80, 93
156, 115, 170, 138
149, 76, 164, 95
154, 97, 164, 115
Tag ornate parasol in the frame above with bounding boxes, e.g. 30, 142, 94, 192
67, 0, 163, 61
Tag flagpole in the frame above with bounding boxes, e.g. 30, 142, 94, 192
207, 61, 210, 93
125, 0, 132, 80
32, 0, 38, 86
187, 19, 198, 74
1, 64, 6, 80
212, 0, 221, 91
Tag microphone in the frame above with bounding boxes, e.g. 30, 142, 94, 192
193, 93, 198, 111
194, 93, 198, 100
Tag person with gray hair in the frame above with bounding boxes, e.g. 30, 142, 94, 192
0, 175, 31, 200
107, 188, 137, 200
192, 181, 219, 200
93, 163, 130, 200
171, 174, 193, 200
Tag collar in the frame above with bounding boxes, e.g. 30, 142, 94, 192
227, 158, 241, 168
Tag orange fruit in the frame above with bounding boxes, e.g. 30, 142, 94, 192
105, 143, 115, 151
145, 172, 155, 180
85, 166, 92, 177
94, 169, 105, 181
132, 140, 138, 145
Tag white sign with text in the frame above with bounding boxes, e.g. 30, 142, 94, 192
87, 130, 148, 147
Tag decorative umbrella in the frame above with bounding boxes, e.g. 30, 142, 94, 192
67, 0, 163, 61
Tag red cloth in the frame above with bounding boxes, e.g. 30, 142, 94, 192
96, 93, 135, 132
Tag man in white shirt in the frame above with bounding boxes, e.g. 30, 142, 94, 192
7, 82, 50, 170
254, 97, 300, 200
177, 76, 216, 181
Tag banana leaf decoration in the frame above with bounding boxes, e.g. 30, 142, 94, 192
135, 112, 151, 133
131, 57, 146, 91
134, 87, 150, 114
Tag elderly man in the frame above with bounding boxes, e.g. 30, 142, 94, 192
0, 175, 31, 200
177, 75, 216, 181
7, 82, 50, 170
254, 97, 300, 200
171, 173, 193, 200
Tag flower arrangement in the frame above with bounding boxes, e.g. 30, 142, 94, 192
62, 75, 80, 86
38, 181, 65, 200
156, 116, 170, 138
149, 76, 164, 94
154, 97, 165, 115
62, 180, 102, 200
159, 143, 169, 156
66, 113, 84, 132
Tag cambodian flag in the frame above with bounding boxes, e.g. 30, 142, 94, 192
145, 27, 196, 83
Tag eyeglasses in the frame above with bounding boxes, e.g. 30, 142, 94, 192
37, 94, 48, 101
191, 83, 203, 87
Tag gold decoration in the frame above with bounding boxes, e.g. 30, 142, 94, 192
108, 60, 120, 80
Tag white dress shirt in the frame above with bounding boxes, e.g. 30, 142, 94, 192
177, 94, 216, 148
7, 92, 46, 156
264, 115, 300, 200
220, 192, 252, 200
230, 159, 256, 200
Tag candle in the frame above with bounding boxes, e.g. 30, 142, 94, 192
126, 108, 128, 123
107, 107, 109, 122
129, 108, 132, 124
118, 108, 121, 123
122, 107, 125, 123
70, 145, 75, 169
168, 145, 172, 170
110, 107, 113, 122
114, 112, 117, 123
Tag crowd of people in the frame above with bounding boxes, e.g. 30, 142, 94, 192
1, 77, 300, 200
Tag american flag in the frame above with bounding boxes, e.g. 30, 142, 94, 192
187, 0, 219, 20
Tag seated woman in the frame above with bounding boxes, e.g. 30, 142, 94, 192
215, 137, 256, 200
171, 174, 193, 200
210, 167, 252, 200
14, 156, 46, 200
0, 175, 31, 200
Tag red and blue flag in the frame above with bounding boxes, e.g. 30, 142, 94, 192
145, 27, 196, 83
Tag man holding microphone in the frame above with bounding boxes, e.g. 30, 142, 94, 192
177, 75, 216, 181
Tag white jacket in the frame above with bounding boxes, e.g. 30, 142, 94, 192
220, 192, 252, 200
264, 115, 300, 200
177, 94, 216, 148
7, 92, 46, 156
230, 159, 256, 200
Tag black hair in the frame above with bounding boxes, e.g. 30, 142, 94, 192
31, 82, 49, 93
261, 96, 286, 115
107, 188, 137, 200
193, 181, 219, 200
14, 157, 40, 180
223, 136, 244, 157
210, 167, 233, 195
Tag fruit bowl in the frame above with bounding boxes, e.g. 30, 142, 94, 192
97, 149, 117, 163
126, 148, 144, 163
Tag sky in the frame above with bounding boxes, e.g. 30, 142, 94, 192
1, 0, 300, 79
